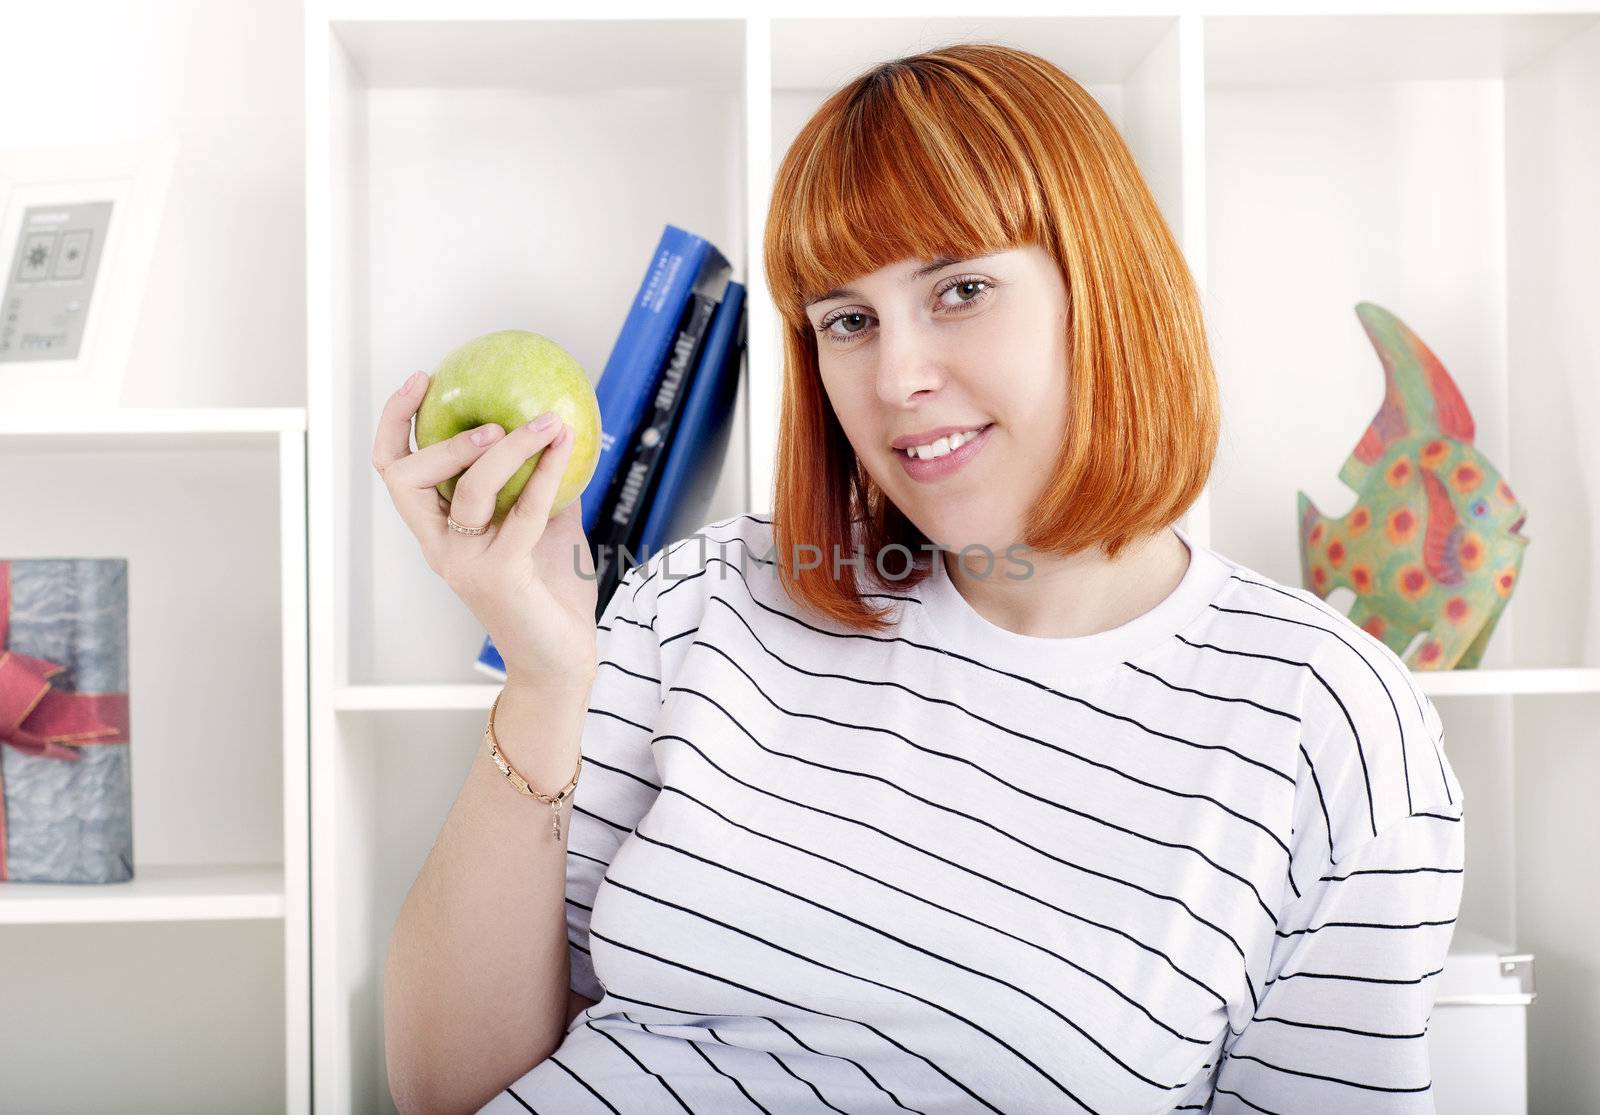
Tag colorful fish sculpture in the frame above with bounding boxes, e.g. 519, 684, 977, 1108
1297, 302, 1529, 670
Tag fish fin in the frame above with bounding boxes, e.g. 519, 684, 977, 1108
1342, 304, 1476, 492
1421, 466, 1466, 586
1338, 387, 1407, 492
1296, 490, 1324, 592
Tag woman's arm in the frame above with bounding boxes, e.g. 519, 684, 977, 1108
384, 679, 594, 1115
1210, 810, 1466, 1112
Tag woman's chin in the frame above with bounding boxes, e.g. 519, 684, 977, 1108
880, 476, 1011, 551
910, 516, 1008, 562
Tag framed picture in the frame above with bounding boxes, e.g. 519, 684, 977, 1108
0, 136, 177, 409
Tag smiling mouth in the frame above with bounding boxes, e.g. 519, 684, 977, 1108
894, 423, 994, 459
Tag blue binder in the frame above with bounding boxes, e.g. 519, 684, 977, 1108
631, 280, 747, 563
578, 224, 730, 535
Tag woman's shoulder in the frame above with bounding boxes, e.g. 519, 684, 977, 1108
616, 510, 781, 623
1188, 545, 1464, 853
631, 510, 776, 584
1191, 544, 1428, 713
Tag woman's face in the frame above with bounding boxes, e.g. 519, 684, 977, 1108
804, 242, 1070, 556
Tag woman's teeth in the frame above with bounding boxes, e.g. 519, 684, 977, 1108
902, 427, 985, 460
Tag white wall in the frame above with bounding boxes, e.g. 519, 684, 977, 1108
0, 0, 305, 408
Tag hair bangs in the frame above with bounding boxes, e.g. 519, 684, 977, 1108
770, 60, 1050, 329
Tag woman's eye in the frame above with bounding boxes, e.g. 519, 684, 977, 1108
815, 277, 992, 345
822, 313, 871, 341
938, 278, 990, 309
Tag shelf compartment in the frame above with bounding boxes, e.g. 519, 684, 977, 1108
1, 422, 310, 1109
0, 917, 286, 1112
1201, 13, 1600, 673
316, 16, 748, 691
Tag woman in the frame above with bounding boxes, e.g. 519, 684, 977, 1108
380, 44, 1465, 1115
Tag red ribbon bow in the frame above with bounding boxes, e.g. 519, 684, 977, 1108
0, 561, 131, 881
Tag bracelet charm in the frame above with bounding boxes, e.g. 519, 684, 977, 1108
483, 688, 584, 841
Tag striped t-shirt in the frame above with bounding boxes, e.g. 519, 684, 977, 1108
485, 512, 1466, 1114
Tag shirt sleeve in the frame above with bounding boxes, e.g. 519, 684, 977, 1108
1210, 807, 1466, 1113
565, 560, 666, 1002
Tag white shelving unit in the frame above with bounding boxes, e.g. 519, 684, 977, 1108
0, 407, 309, 1113
306, 4, 1600, 1113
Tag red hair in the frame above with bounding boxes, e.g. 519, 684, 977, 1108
762, 43, 1219, 633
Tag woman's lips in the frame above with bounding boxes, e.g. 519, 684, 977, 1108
896, 423, 994, 483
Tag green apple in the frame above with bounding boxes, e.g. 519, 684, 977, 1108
414, 329, 602, 525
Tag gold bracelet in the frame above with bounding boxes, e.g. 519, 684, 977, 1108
484, 686, 584, 842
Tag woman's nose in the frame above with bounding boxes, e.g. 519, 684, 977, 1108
873, 321, 944, 405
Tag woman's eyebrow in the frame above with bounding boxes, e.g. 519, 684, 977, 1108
805, 252, 1002, 309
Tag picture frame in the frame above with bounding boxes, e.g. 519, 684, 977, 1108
0, 136, 177, 409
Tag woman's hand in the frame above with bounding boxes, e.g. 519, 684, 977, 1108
371, 371, 600, 693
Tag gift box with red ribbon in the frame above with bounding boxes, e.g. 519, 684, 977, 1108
0, 558, 132, 884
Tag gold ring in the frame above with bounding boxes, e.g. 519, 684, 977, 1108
447, 515, 490, 536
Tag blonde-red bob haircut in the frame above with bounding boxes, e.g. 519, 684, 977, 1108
762, 42, 1219, 634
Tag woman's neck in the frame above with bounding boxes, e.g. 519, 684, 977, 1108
942, 526, 1192, 640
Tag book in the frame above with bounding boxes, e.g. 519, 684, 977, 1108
589, 290, 714, 547
628, 281, 747, 567
578, 224, 730, 536
474, 631, 507, 682
589, 290, 721, 617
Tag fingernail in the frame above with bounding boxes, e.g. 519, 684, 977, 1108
402, 371, 426, 395
470, 424, 503, 446
527, 411, 558, 431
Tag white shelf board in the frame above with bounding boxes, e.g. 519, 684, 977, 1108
0, 407, 306, 452
1415, 667, 1600, 697
0, 863, 286, 926
331, 672, 1600, 712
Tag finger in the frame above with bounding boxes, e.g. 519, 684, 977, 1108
489, 421, 578, 560
385, 421, 508, 544
451, 413, 566, 540
371, 371, 429, 474
547, 497, 596, 582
